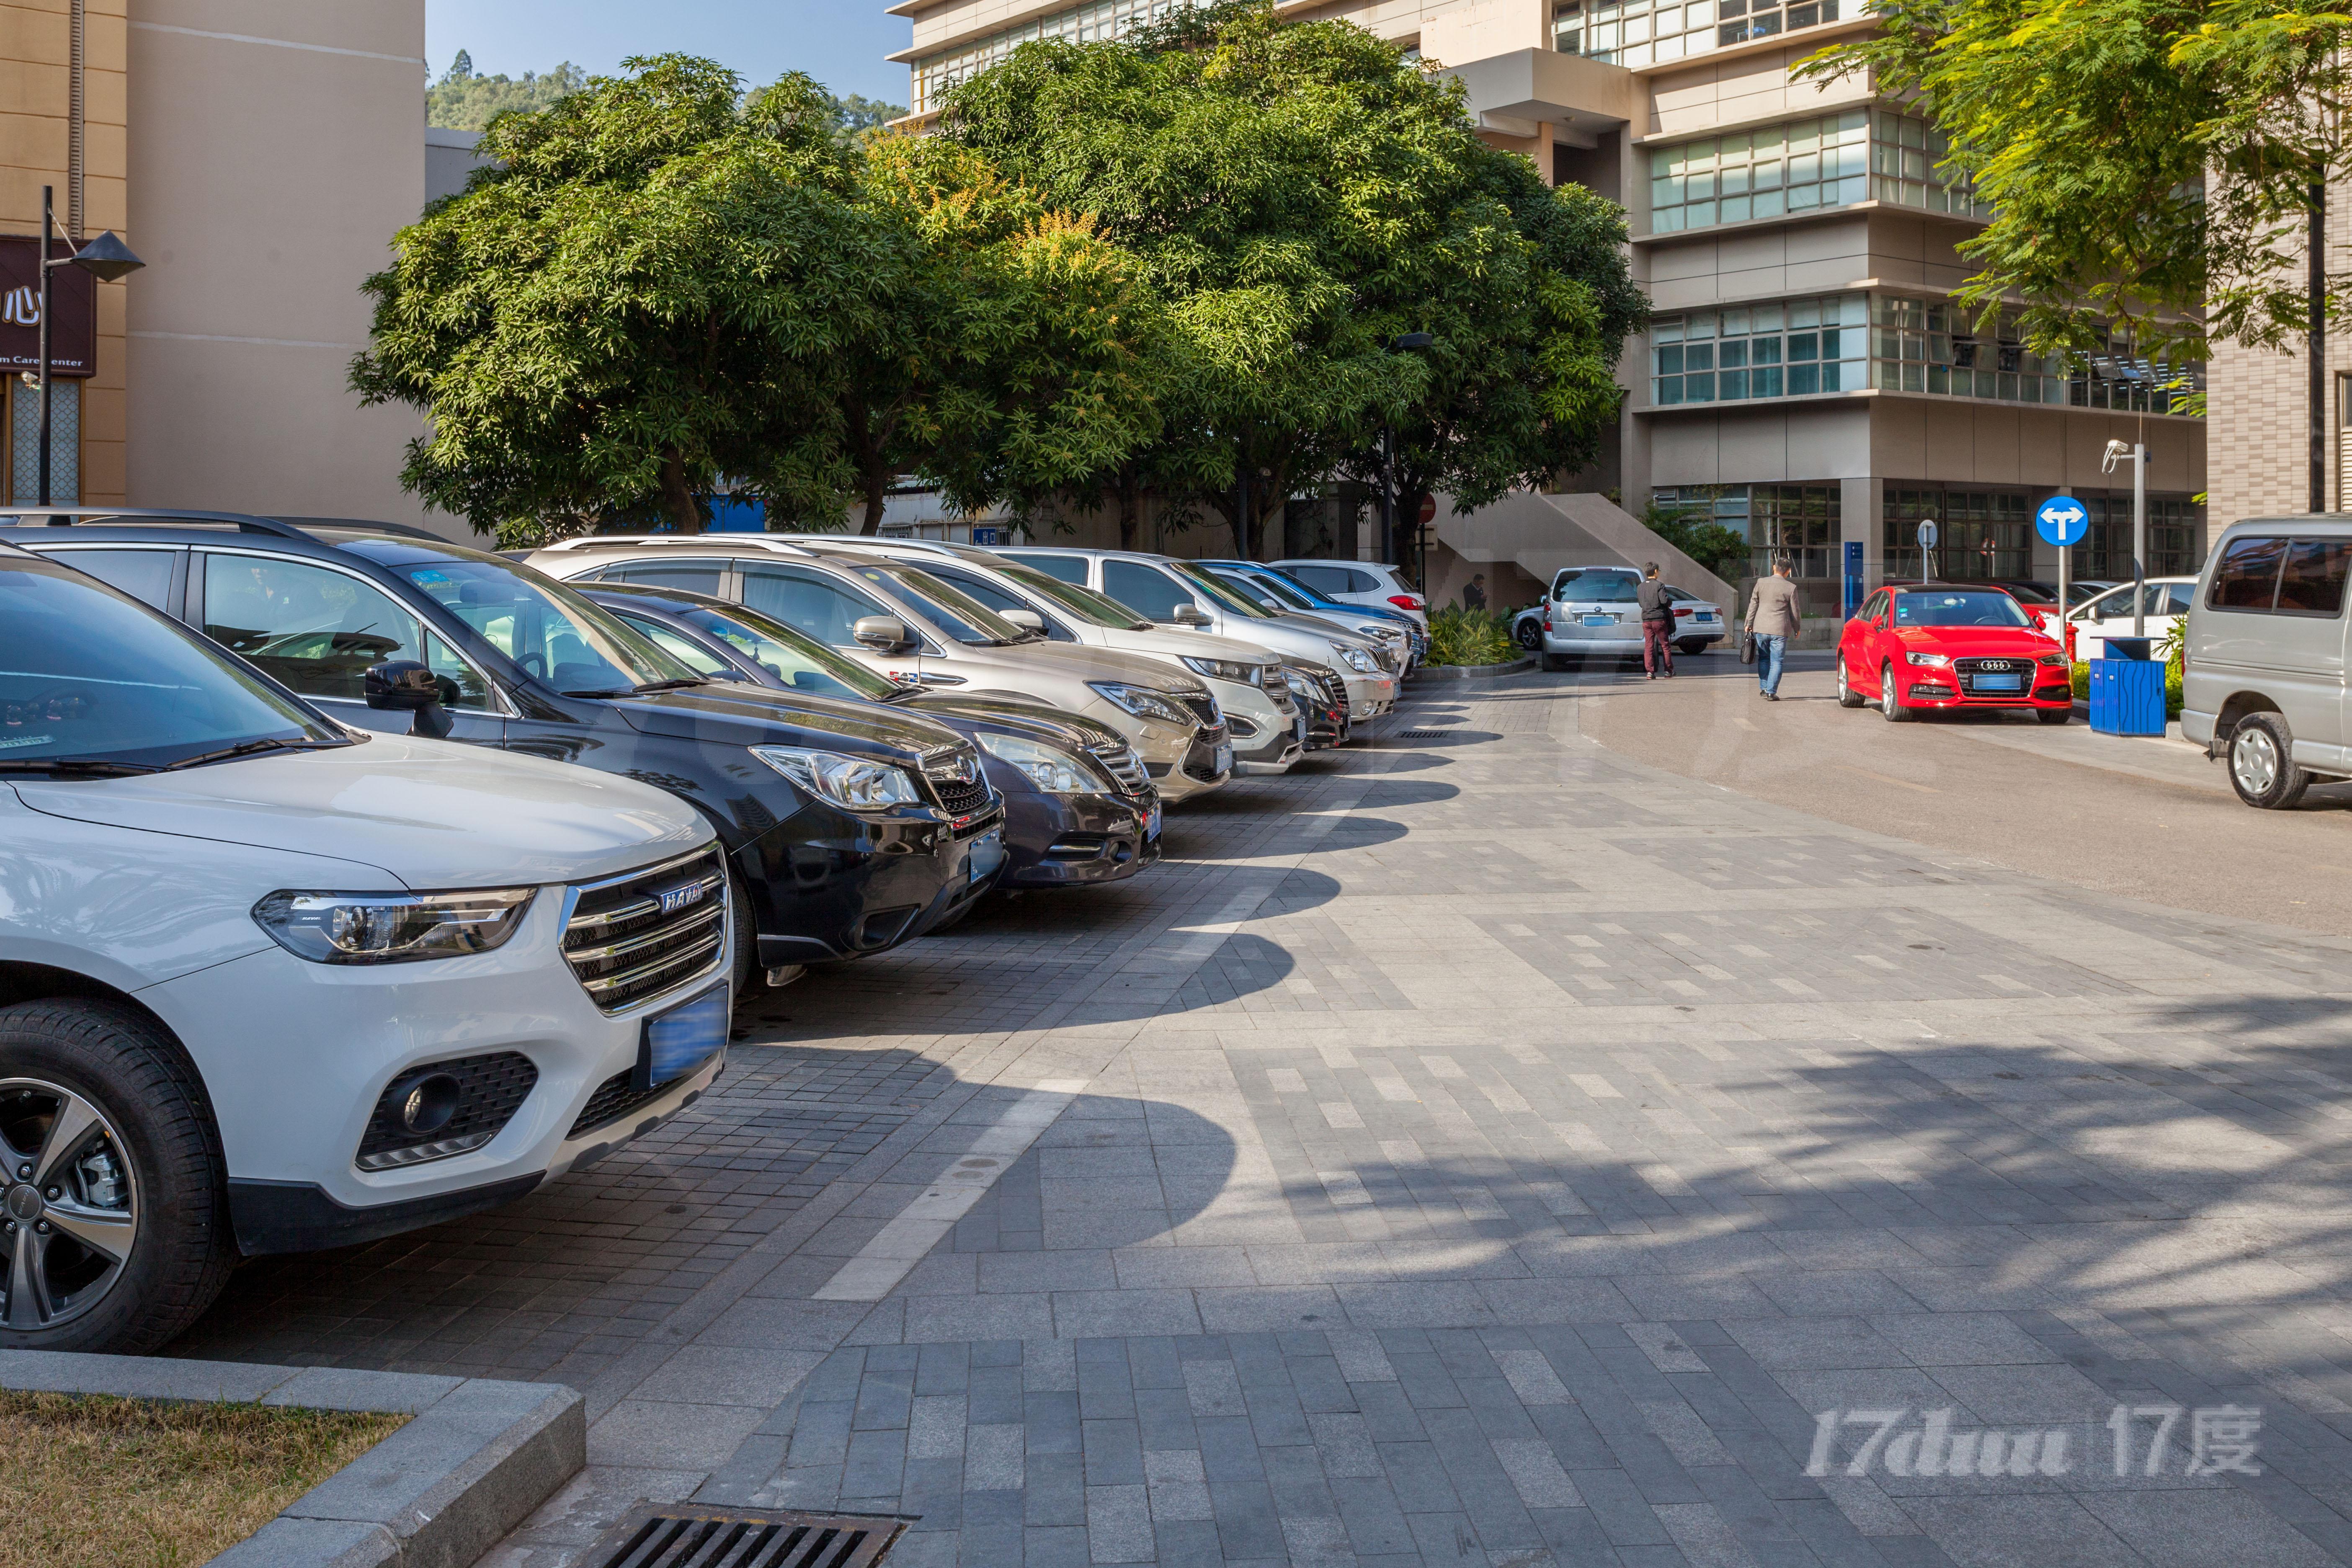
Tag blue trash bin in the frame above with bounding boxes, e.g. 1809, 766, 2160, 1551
2089, 638, 2166, 735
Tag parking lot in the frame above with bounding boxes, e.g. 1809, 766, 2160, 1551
180, 670, 2352, 1568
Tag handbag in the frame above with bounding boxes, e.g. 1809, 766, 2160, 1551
1741, 629, 1759, 665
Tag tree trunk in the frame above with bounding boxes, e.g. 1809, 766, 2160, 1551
1116, 468, 1142, 552
860, 466, 888, 535
660, 448, 701, 534
848, 402, 889, 535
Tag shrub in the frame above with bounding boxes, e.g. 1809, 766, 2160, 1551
1426, 607, 1514, 666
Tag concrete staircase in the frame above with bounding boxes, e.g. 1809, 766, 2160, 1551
1433, 489, 1740, 607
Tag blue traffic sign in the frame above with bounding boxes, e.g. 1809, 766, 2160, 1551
2036, 495, 2089, 547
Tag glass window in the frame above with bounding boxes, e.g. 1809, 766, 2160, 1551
1652, 294, 1865, 406
619, 616, 736, 678
0, 554, 342, 769
848, 564, 1029, 645
2162, 583, 2199, 615
605, 560, 727, 596
200, 554, 490, 707
47, 548, 174, 611
2277, 539, 2352, 615
1104, 560, 1194, 621
680, 603, 905, 701
1001, 562, 1153, 630
1892, 590, 2030, 627
740, 563, 897, 646
391, 553, 688, 694
1554, 569, 1641, 603
1012, 552, 1089, 584
2208, 536, 2287, 611
1170, 560, 1278, 618
1283, 562, 1352, 595
922, 564, 1076, 641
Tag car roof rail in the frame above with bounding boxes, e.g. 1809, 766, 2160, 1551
275, 516, 451, 543
0, 505, 312, 540
535, 533, 816, 556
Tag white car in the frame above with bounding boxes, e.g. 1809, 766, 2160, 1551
0, 544, 728, 1352
2068, 577, 2197, 661
1269, 559, 1428, 629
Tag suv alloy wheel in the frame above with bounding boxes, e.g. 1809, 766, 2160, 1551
2228, 713, 2311, 810
0, 1001, 234, 1352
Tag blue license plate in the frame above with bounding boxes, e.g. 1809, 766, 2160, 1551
1146, 802, 1162, 841
1975, 673, 2023, 691
641, 985, 728, 1088
1695, 612, 1718, 622
1582, 614, 1614, 627
1214, 742, 1233, 774
969, 828, 1006, 885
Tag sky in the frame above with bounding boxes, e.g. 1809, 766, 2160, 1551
424, 0, 913, 105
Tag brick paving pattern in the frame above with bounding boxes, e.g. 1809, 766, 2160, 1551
181, 676, 2352, 1565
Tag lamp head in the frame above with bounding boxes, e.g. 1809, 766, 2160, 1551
2101, 438, 2130, 473
69, 231, 144, 283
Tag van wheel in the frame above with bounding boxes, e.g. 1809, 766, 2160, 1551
0, 1001, 233, 1354
1880, 663, 1912, 722
2228, 714, 2311, 809
1836, 659, 1865, 708
1540, 653, 1568, 672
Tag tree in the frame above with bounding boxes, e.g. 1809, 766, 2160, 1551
357, 58, 915, 536
1796, 0, 2352, 369
942, 1, 1643, 560
427, 54, 588, 131
832, 93, 908, 143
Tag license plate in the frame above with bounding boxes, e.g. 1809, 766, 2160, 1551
1214, 742, 1233, 774
1146, 802, 1162, 841
968, 828, 1006, 885
639, 985, 729, 1090
1975, 673, 2022, 691
1582, 614, 1614, 627
1695, 612, 1718, 622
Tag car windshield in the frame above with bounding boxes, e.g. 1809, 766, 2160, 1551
848, 563, 1032, 646
1218, 568, 1320, 614
0, 554, 346, 772
1556, 571, 1640, 603
999, 562, 1152, 631
678, 601, 907, 701
1169, 560, 1276, 619
1893, 591, 2032, 628
389, 551, 699, 694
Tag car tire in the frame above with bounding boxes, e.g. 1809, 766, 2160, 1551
1880, 663, 1911, 722
1676, 639, 1707, 655
0, 999, 235, 1354
1836, 659, 1866, 709
2036, 708, 2072, 726
1540, 653, 1568, 672
727, 865, 761, 997
1514, 619, 1542, 651
2228, 713, 2311, 809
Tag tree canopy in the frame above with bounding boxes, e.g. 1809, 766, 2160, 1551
426, 54, 588, 132
943, 0, 1645, 556
1798, 0, 2352, 362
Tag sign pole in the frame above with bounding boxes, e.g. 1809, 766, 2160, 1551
2058, 541, 2070, 654
36, 184, 52, 508
2131, 442, 2148, 640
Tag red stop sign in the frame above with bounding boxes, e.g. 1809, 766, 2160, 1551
1418, 495, 1438, 526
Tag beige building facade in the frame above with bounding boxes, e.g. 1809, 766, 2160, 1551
3, 0, 446, 533
890, 0, 2209, 610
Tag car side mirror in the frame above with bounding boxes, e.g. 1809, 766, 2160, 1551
1173, 604, 1210, 627
852, 615, 911, 651
1258, 598, 1282, 613
365, 660, 456, 740
1002, 609, 1045, 633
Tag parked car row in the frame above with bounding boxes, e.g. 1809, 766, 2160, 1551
0, 511, 1412, 1353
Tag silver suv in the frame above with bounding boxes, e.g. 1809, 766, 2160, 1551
2182, 517, 2352, 808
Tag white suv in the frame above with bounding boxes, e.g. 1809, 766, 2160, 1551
0, 546, 731, 1352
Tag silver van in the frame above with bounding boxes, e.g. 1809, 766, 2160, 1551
2181, 517, 2352, 808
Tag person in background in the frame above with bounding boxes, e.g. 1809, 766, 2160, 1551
1746, 555, 1803, 701
1462, 573, 1487, 611
1636, 562, 1675, 679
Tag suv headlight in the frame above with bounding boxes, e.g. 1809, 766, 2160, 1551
1180, 655, 1262, 686
1088, 681, 1202, 727
753, 746, 921, 810
1905, 651, 1952, 667
978, 732, 1110, 793
1331, 642, 1380, 675
252, 888, 536, 965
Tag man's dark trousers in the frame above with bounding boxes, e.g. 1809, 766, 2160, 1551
1644, 617, 1674, 676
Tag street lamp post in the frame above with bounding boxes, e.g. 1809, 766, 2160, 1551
2102, 438, 2149, 637
27, 184, 143, 507
1381, 332, 1434, 585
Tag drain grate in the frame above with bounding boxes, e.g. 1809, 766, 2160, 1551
1398, 728, 1454, 739
580, 1504, 912, 1568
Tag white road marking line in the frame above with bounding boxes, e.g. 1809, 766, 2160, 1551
813, 1079, 1088, 1302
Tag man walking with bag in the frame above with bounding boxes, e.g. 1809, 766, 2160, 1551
1745, 556, 1802, 701
1636, 562, 1675, 678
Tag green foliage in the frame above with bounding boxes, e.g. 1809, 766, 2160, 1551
1641, 501, 1749, 580
1425, 606, 1515, 665
1797, 0, 2352, 364
942, 1, 1643, 557
360, 57, 1163, 539
427, 54, 587, 132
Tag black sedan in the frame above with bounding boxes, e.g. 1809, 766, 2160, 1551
580, 583, 1162, 892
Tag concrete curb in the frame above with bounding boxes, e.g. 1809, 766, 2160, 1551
1412, 656, 1537, 682
0, 1350, 584, 1568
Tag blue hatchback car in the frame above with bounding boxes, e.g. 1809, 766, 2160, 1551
1197, 560, 1425, 668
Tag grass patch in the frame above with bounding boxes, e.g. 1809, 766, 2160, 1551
0, 1390, 406, 1568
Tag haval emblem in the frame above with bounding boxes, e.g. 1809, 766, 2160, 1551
660, 883, 707, 916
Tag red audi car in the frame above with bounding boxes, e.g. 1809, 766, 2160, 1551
1836, 584, 2073, 723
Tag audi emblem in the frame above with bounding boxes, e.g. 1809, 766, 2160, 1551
1978, 660, 2014, 672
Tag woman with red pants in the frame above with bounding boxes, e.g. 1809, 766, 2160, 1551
1637, 562, 1676, 678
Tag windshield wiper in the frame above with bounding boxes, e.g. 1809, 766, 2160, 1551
0, 758, 164, 777
163, 735, 349, 771
634, 678, 710, 692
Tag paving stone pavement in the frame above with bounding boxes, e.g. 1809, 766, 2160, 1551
191, 676, 2352, 1565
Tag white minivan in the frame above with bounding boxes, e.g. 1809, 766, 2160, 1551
0, 545, 732, 1351
2181, 518, 2352, 808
